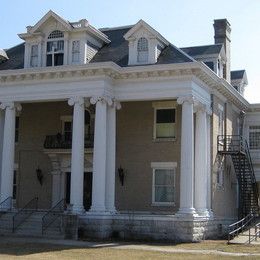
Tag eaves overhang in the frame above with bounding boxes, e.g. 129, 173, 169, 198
0, 61, 249, 110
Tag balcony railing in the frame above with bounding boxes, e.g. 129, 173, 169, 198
44, 133, 94, 149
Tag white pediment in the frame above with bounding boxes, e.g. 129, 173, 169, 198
29, 10, 72, 34
124, 20, 169, 45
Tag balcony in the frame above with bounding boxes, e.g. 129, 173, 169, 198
44, 133, 94, 149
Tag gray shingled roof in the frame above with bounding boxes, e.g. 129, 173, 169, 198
0, 26, 193, 71
91, 27, 193, 66
180, 44, 223, 57
231, 70, 245, 80
0, 43, 24, 70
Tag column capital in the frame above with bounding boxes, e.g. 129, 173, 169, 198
112, 99, 121, 110
68, 97, 90, 107
90, 96, 113, 106
177, 95, 195, 105
194, 103, 212, 115
0, 102, 22, 111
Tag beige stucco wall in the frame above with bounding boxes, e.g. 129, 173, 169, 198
115, 101, 181, 213
15, 102, 73, 209
14, 97, 240, 217
211, 96, 239, 218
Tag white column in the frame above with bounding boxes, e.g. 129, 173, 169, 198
105, 100, 121, 213
90, 96, 112, 212
177, 96, 196, 216
0, 102, 21, 206
0, 110, 5, 188
68, 97, 85, 213
206, 113, 214, 217
194, 105, 210, 216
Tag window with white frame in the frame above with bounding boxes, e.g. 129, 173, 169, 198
249, 126, 260, 150
30, 45, 38, 67
72, 40, 80, 63
137, 37, 148, 63
46, 30, 64, 66
218, 104, 224, 136
151, 162, 176, 205
153, 102, 176, 139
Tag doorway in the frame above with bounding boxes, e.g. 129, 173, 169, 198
65, 172, 93, 211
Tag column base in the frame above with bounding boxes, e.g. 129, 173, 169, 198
71, 204, 85, 214
195, 208, 211, 218
89, 205, 107, 213
175, 207, 198, 219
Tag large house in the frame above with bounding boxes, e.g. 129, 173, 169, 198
0, 11, 259, 242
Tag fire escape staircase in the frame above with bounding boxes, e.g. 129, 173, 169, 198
217, 135, 260, 218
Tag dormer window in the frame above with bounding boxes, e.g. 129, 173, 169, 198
46, 30, 64, 66
137, 37, 148, 63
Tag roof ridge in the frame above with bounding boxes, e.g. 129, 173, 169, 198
181, 43, 223, 49
99, 25, 134, 32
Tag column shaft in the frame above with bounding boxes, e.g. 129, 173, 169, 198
105, 105, 116, 212
194, 108, 209, 216
0, 105, 16, 205
177, 97, 196, 215
90, 99, 107, 212
69, 97, 85, 212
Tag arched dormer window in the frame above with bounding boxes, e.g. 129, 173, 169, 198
46, 30, 64, 66
137, 37, 148, 63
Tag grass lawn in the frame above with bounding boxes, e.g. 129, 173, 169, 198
0, 239, 259, 259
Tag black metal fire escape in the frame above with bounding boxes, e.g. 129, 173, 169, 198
218, 135, 259, 218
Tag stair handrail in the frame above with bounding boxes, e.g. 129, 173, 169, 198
248, 222, 260, 244
0, 196, 13, 211
12, 197, 38, 232
42, 198, 65, 234
228, 212, 255, 243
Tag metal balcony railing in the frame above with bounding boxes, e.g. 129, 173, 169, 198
44, 133, 94, 149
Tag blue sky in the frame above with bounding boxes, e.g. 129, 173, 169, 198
1, 0, 259, 103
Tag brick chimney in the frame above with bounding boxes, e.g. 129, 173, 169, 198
213, 19, 231, 82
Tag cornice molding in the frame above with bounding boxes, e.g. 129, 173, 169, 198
0, 61, 249, 111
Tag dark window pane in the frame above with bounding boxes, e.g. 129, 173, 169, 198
54, 53, 64, 66
204, 61, 214, 71
156, 109, 175, 123
85, 111, 90, 125
15, 117, 19, 143
46, 55, 52, 66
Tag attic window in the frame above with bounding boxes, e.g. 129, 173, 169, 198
137, 37, 148, 63
46, 30, 64, 66
48, 30, 64, 39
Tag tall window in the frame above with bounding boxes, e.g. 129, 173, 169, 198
30, 45, 38, 67
72, 40, 80, 63
13, 170, 17, 200
218, 105, 224, 136
15, 116, 19, 143
137, 37, 148, 63
249, 126, 260, 150
46, 30, 64, 66
151, 162, 176, 205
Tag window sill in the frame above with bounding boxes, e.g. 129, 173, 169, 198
153, 137, 176, 142
152, 202, 175, 207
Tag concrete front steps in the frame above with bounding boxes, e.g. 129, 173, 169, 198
0, 211, 64, 239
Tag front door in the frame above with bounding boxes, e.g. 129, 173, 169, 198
65, 172, 93, 210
